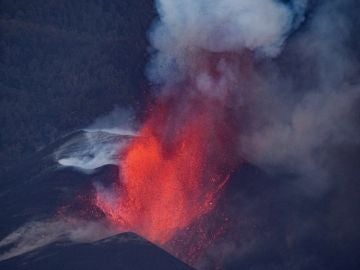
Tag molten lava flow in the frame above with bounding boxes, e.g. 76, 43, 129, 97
96, 93, 237, 240
96, 53, 246, 264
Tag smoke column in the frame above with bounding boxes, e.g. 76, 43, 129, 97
148, 0, 307, 82
95, 0, 309, 265
93, 0, 360, 267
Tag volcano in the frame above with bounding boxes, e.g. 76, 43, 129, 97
0, 128, 268, 269
1, 126, 359, 270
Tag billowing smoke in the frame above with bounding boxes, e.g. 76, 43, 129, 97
238, 0, 360, 194
134, 0, 360, 268
148, 0, 359, 193
148, 0, 307, 84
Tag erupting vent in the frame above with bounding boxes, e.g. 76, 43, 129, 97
95, 59, 242, 262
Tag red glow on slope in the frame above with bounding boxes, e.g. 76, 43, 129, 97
95, 53, 250, 264
96, 94, 237, 240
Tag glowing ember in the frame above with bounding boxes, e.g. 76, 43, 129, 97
97, 96, 236, 234
95, 54, 246, 264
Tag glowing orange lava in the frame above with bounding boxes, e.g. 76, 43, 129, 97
95, 53, 249, 264
96, 93, 237, 240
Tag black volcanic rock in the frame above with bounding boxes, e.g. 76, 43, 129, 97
0, 232, 194, 270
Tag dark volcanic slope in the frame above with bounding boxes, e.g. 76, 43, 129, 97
0, 232, 194, 270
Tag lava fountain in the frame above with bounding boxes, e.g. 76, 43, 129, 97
93, 0, 306, 263
95, 54, 247, 263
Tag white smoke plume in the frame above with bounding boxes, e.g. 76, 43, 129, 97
148, 0, 308, 82
55, 131, 132, 171
147, 0, 360, 195
55, 107, 136, 171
